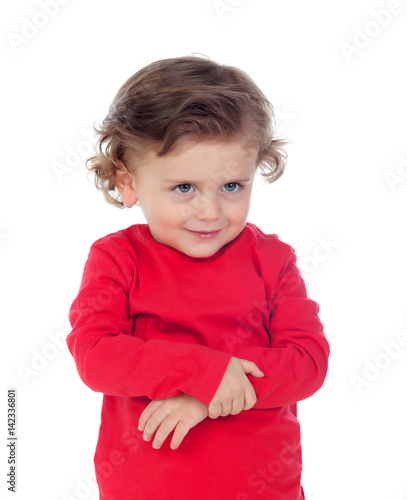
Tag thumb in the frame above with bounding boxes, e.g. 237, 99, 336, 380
239, 359, 265, 378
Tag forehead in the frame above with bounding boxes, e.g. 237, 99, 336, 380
139, 140, 258, 181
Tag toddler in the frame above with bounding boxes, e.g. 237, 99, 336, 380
67, 55, 329, 500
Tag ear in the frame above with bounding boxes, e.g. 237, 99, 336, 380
115, 160, 139, 207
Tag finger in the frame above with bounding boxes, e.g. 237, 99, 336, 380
170, 422, 190, 450
138, 400, 163, 432
152, 416, 180, 450
220, 402, 232, 417
230, 393, 244, 415
243, 384, 257, 411
240, 359, 265, 378
208, 402, 221, 419
142, 407, 169, 441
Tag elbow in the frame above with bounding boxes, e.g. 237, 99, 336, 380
66, 333, 104, 393
304, 337, 330, 398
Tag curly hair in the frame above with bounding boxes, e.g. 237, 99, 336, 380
87, 55, 289, 207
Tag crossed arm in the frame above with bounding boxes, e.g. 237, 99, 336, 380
138, 357, 264, 450
68, 242, 329, 451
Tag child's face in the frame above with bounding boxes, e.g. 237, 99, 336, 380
120, 140, 258, 258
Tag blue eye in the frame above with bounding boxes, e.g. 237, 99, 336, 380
175, 184, 194, 194
222, 182, 241, 193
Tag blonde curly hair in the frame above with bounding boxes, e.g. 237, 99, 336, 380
87, 56, 289, 208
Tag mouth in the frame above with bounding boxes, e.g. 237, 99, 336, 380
186, 229, 222, 239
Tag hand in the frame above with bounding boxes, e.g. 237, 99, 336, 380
208, 357, 264, 419
138, 394, 208, 450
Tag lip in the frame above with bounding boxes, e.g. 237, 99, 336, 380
186, 229, 222, 239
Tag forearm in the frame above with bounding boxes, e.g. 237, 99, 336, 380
235, 333, 329, 409
67, 319, 231, 405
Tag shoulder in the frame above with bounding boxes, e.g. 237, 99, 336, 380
242, 224, 302, 296
85, 224, 149, 277
90, 224, 145, 255
243, 223, 296, 265
80, 225, 149, 288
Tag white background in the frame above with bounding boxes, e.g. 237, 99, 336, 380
1, 0, 407, 499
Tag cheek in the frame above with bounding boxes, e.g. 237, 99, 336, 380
170, 201, 195, 221
228, 199, 250, 221
155, 202, 192, 225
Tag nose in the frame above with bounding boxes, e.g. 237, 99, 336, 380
194, 193, 221, 221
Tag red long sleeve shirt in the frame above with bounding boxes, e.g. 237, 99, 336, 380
67, 222, 329, 500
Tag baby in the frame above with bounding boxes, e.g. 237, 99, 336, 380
67, 55, 329, 500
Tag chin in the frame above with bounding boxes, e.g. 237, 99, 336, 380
180, 245, 221, 259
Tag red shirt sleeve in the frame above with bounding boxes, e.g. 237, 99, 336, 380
67, 243, 231, 406
234, 243, 329, 409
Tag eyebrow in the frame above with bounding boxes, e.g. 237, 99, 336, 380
163, 178, 252, 184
